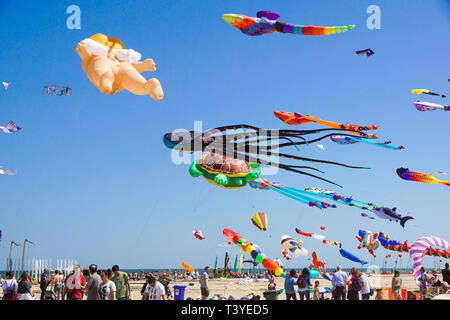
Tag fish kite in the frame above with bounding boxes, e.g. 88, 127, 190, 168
411, 89, 446, 98
2, 82, 10, 90
193, 230, 205, 240
274, 111, 378, 138
0, 167, 17, 176
372, 207, 414, 227
0, 121, 21, 134
339, 248, 368, 265
222, 11, 355, 37
396, 168, 450, 186
356, 49, 374, 57
44, 85, 72, 96
413, 101, 449, 112
330, 135, 405, 151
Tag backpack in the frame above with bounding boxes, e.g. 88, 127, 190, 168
297, 276, 307, 289
352, 276, 362, 291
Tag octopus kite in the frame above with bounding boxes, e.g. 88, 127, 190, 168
164, 124, 371, 187
396, 168, 450, 186
222, 11, 355, 37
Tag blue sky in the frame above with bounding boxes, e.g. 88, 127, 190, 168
0, 0, 449, 271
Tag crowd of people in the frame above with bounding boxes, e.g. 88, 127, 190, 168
1, 263, 449, 300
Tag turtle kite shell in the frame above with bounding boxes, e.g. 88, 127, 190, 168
199, 153, 251, 177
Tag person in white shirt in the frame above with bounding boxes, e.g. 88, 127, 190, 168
360, 272, 372, 300
142, 276, 166, 300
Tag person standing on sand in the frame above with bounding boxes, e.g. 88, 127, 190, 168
63, 266, 86, 300
284, 269, 297, 300
200, 266, 210, 300
39, 268, 50, 300
17, 272, 33, 300
346, 268, 361, 300
86, 264, 101, 300
391, 270, 402, 300
51, 270, 64, 300
297, 268, 311, 300
111, 265, 131, 300
268, 270, 275, 285
418, 267, 429, 300
332, 266, 347, 300
97, 269, 116, 300
443, 263, 450, 284
360, 271, 372, 300
0, 271, 18, 300
142, 276, 166, 300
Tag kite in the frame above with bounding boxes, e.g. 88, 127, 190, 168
330, 135, 405, 150
2, 82, 10, 90
413, 101, 449, 112
339, 248, 368, 265
410, 236, 450, 287
251, 212, 267, 231
361, 212, 375, 219
312, 252, 326, 275
223, 228, 286, 277
356, 230, 380, 258
0, 121, 21, 134
379, 233, 450, 258
316, 144, 326, 150
164, 123, 371, 188
323, 239, 342, 248
193, 230, 205, 240
44, 85, 72, 96
304, 187, 335, 195
181, 262, 195, 273
274, 111, 378, 138
397, 168, 450, 186
356, 49, 374, 57
273, 258, 283, 269
282, 249, 292, 260
320, 226, 326, 230
189, 152, 260, 189
76, 33, 163, 100
280, 235, 307, 258
0, 167, 17, 176
372, 207, 414, 227
295, 228, 326, 240
222, 11, 355, 37
250, 178, 377, 210
411, 89, 446, 98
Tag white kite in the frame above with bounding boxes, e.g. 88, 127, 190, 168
2, 82, 10, 90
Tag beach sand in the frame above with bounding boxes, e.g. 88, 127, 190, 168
15, 273, 424, 300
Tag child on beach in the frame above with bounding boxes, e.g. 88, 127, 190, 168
375, 288, 383, 300
313, 281, 320, 300
391, 270, 402, 300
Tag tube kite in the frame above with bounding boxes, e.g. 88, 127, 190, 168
274, 111, 378, 138
397, 168, 450, 186
0, 121, 21, 134
44, 85, 71, 96
295, 228, 326, 240
193, 230, 205, 240
411, 89, 446, 98
0, 167, 17, 176
222, 11, 355, 37
339, 248, 368, 265
223, 228, 286, 277
330, 135, 405, 150
413, 101, 449, 111
410, 236, 450, 287
251, 212, 268, 231
356, 49, 374, 57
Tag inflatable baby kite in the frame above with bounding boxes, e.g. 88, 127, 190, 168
75, 34, 163, 100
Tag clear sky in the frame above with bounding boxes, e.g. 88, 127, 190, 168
0, 0, 449, 271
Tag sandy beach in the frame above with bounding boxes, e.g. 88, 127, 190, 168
9, 273, 429, 300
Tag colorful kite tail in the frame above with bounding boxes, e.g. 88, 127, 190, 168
288, 24, 355, 36
440, 180, 450, 186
